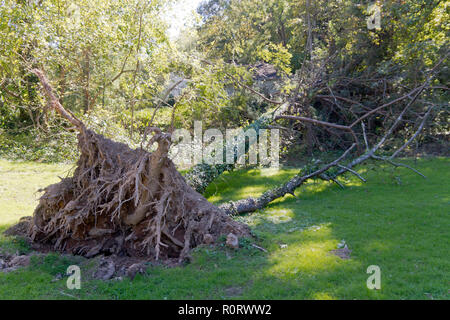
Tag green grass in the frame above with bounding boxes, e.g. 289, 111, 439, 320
0, 160, 73, 225
0, 157, 449, 299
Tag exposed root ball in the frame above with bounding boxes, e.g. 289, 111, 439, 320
28, 129, 250, 261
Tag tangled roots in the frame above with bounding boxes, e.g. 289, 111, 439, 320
28, 129, 250, 261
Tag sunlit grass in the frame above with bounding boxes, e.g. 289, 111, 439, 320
0, 160, 73, 225
0, 157, 449, 299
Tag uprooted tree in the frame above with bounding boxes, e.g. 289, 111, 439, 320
21, 53, 444, 262
27, 69, 250, 262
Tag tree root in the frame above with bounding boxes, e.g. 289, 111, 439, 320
25, 69, 250, 262
28, 129, 250, 261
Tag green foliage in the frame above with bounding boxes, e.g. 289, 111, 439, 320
0, 0, 172, 147
0, 127, 78, 163
197, 0, 448, 81
0, 0, 448, 162
0, 105, 144, 162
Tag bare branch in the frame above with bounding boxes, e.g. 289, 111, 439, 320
372, 155, 426, 178
31, 69, 85, 131
200, 59, 284, 105
390, 106, 434, 159
361, 121, 369, 151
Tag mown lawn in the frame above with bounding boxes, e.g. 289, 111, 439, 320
0, 157, 448, 299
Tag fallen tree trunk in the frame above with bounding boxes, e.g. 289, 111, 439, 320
219, 144, 356, 214
27, 69, 250, 261
185, 102, 289, 194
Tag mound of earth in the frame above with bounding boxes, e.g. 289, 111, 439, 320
21, 129, 249, 262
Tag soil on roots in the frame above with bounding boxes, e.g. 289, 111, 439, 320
21, 129, 250, 262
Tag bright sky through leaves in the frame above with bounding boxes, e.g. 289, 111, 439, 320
165, 0, 203, 39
